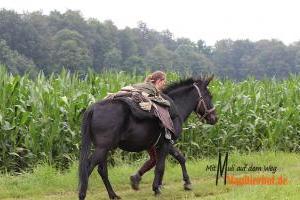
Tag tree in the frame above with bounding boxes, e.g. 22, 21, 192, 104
136, 21, 161, 56
0, 39, 37, 75
26, 11, 52, 68
251, 40, 290, 78
176, 38, 197, 48
160, 29, 177, 51
0, 9, 43, 64
63, 10, 88, 35
285, 41, 300, 74
211, 39, 235, 78
123, 55, 145, 73
51, 29, 92, 73
0, 9, 298, 78
145, 44, 175, 71
118, 28, 138, 60
174, 43, 213, 74
103, 48, 122, 69
197, 40, 212, 56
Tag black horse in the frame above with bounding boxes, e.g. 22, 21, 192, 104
78, 76, 217, 200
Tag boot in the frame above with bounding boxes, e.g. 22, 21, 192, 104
130, 173, 141, 190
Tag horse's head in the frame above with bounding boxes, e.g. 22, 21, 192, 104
163, 75, 218, 125
193, 75, 217, 125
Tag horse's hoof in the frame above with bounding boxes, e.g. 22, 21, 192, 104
184, 183, 192, 191
78, 192, 86, 200
158, 184, 163, 190
110, 195, 121, 200
154, 188, 161, 196
130, 174, 141, 190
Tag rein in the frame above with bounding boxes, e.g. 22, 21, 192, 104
193, 83, 215, 121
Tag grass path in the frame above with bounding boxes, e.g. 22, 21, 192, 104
0, 152, 299, 200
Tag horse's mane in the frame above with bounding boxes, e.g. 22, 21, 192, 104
163, 76, 208, 94
163, 78, 194, 94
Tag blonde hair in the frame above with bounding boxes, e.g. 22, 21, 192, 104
144, 71, 166, 84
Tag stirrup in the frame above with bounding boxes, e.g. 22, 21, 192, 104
165, 131, 172, 140
164, 129, 174, 144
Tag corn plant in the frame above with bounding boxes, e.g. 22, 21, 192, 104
0, 65, 300, 172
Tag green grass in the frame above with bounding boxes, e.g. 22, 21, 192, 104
0, 152, 299, 200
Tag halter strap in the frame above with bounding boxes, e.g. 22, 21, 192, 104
193, 83, 215, 121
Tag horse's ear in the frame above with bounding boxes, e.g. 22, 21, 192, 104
205, 74, 214, 86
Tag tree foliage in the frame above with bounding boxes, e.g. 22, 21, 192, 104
0, 9, 299, 79
0, 39, 37, 75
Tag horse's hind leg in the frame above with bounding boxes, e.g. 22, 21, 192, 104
79, 149, 103, 200
169, 145, 192, 190
95, 148, 121, 200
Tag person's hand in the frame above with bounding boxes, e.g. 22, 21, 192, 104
139, 102, 152, 111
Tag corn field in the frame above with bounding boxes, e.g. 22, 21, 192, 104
0, 66, 300, 172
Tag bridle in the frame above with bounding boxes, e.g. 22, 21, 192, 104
193, 83, 215, 121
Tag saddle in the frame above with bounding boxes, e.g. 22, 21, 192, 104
105, 89, 179, 135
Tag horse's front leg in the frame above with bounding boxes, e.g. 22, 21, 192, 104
169, 145, 192, 190
152, 141, 170, 195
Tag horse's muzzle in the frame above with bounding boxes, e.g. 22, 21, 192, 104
207, 113, 218, 125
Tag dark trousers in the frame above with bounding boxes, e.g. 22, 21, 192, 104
138, 146, 157, 176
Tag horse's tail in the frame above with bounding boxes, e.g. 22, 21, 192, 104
78, 107, 93, 199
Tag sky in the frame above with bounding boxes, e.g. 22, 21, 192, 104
1, 0, 300, 45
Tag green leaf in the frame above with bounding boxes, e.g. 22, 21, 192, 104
60, 96, 69, 105
2, 121, 15, 131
